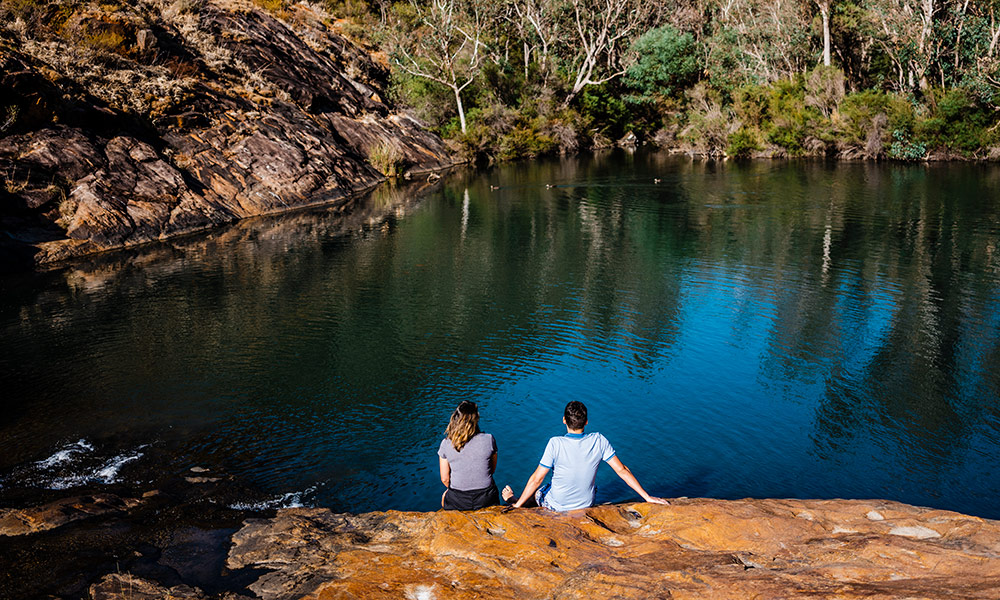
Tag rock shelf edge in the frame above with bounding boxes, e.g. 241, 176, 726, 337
84, 497, 1000, 600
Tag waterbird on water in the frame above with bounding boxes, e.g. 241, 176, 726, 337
653, 178, 662, 184
490, 185, 500, 190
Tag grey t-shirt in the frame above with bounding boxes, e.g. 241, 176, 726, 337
438, 432, 497, 491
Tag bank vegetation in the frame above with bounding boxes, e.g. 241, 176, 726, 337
321, 0, 1000, 162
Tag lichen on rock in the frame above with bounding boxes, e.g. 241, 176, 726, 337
222, 498, 1000, 600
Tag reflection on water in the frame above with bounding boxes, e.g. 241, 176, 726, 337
2, 152, 999, 518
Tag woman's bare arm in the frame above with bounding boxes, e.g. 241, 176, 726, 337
439, 457, 451, 488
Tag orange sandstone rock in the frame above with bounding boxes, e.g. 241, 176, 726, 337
0, 493, 141, 537
226, 498, 1000, 600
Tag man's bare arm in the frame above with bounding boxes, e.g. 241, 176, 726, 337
510, 464, 550, 508
606, 456, 669, 505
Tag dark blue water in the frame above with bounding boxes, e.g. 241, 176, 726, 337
2, 152, 999, 519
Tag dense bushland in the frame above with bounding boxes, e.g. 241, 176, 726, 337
319, 0, 1000, 162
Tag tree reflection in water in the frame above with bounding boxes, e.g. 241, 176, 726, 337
1, 152, 999, 517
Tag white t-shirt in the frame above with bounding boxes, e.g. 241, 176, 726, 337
539, 432, 615, 511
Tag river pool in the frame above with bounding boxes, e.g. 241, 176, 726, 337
2, 151, 999, 520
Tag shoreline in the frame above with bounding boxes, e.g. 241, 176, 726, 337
645, 143, 1000, 162
0, 170, 449, 272
7, 147, 1000, 272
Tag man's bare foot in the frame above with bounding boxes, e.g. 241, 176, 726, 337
501, 485, 515, 502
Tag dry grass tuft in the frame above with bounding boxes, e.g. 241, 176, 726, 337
368, 141, 403, 177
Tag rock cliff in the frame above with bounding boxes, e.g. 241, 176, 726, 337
0, 0, 455, 267
89, 498, 1000, 600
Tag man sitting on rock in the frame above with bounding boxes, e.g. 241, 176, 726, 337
502, 400, 669, 511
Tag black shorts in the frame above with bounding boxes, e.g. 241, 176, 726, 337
442, 481, 500, 511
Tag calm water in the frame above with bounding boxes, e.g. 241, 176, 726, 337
2, 152, 1000, 519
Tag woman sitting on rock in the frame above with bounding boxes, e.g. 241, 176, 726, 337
438, 401, 500, 510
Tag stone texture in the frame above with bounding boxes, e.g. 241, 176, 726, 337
0, 493, 140, 536
89, 573, 223, 600
0, 0, 456, 267
89, 572, 256, 600
226, 498, 1000, 600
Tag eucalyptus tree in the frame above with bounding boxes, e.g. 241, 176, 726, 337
560, 0, 653, 107
512, 0, 563, 84
863, 0, 940, 92
989, 1, 1000, 60
955, 0, 1000, 89
706, 0, 814, 84
390, 0, 490, 134
816, 0, 833, 66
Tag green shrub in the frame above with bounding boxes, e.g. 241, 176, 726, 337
763, 77, 810, 154
938, 87, 971, 120
480, 61, 527, 109
727, 127, 760, 158
703, 28, 749, 103
767, 125, 806, 153
887, 129, 926, 160
390, 72, 456, 136
838, 90, 914, 145
624, 25, 700, 101
733, 85, 769, 129
451, 104, 567, 163
579, 83, 630, 139
911, 87, 997, 154
936, 87, 991, 152
957, 74, 996, 105
495, 123, 556, 161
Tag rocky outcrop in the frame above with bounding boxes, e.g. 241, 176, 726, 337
0, 493, 141, 536
90, 573, 251, 600
0, 0, 456, 267
220, 499, 1000, 600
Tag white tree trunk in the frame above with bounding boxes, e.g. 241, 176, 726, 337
454, 86, 467, 134
819, 1, 832, 66
560, 0, 645, 107
916, 0, 935, 90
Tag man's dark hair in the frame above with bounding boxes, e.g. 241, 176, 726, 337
564, 401, 588, 430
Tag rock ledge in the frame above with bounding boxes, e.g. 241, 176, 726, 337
95, 497, 1000, 599
0, 0, 456, 267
